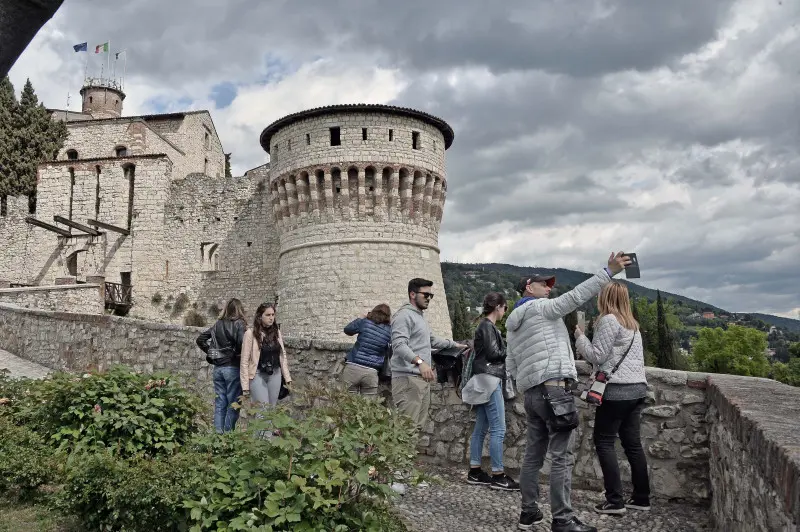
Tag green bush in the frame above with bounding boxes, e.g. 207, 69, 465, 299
56, 449, 212, 531
184, 310, 207, 327
10, 366, 204, 457
0, 417, 62, 499
184, 384, 415, 531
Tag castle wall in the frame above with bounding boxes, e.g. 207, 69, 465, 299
0, 284, 103, 314
154, 172, 279, 325
58, 120, 183, 162
266, 112, 453, 340
267, 112, 447, 178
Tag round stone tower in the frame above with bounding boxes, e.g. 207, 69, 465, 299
80, 78, 125, 119
260, 104, 455, 341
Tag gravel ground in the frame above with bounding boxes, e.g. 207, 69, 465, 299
393, 467, 711, 532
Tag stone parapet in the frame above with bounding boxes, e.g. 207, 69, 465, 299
706, 374, 800, 531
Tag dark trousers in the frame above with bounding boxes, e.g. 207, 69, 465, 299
593, 398, 650, 505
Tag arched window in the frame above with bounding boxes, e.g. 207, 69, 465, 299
66, 149, 78, 160
115, 146, 128, 157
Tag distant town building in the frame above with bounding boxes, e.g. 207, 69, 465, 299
703, 312, 716, 319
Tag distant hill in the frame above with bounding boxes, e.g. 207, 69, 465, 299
441, 262, 727, 314
748, 313, 800, 333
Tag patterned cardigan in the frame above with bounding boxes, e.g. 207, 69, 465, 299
575, 314, 647, 385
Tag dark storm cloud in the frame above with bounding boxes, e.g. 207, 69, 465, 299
25, 0, 799, 314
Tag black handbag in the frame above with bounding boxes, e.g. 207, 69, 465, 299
379, 342, 393, 381
278, 377, 290, 400
544, 387, 579, 432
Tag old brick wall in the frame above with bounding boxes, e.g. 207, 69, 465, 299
0, 285, 103, 314
706, 375, 800, 531
57, 119, 183, 162
266, 111, 453, 341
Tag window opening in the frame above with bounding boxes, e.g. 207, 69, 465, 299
329, 127, 341, 146
412, 131, 420, 150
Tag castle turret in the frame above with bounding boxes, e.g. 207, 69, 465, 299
80, 78, 125, 119
260, 104, 455, 341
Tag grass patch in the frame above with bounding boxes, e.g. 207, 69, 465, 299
0, 497, 77, 532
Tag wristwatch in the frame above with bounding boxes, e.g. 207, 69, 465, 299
413, 357, 423, 366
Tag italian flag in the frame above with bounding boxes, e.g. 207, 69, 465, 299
95, 42, 109, 53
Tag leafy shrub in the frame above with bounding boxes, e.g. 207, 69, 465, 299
151, 292, 164, 305
57, 449, 212, 531
12, 366, 204, 457
185, 384, 415, 531
207, 303, 221, 318
0, 417, 62, 499
184, 310, 207, 327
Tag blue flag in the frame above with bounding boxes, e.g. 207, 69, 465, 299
73, 42, 88, 52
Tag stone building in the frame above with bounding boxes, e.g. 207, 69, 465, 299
0, 79, 455, 340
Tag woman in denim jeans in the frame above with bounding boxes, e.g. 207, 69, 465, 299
574, 282, 650, 515
196, 298, 247, 433
466, 292, 519, 491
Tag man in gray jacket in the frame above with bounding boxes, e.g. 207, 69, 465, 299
507, 252, 630, 532
391, 278, 465, 433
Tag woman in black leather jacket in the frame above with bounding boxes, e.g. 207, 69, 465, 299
466, 292, 519, 491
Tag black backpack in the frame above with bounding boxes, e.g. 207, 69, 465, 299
205, 321, 235, 366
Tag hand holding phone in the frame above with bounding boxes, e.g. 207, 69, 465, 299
624, 252, 640, 278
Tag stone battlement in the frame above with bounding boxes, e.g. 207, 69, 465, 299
0, 303, 798, 530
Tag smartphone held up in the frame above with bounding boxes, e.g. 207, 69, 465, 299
623, 252, 640, 279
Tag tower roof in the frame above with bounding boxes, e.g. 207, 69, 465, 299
259, 104, 455, 153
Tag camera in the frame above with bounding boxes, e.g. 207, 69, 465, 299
585, 371, 609, 405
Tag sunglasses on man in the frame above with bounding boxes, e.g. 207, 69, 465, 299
417, 292, 435, 300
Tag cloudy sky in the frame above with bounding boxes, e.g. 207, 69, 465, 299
9, 0, 800, 318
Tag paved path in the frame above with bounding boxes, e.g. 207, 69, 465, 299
0, 348, 52, 379
394, 467, 711, 532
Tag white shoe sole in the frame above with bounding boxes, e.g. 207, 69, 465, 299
596, 507, 626, 515
625, 504, 651, 511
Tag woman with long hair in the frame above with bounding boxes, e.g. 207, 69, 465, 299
574, 281, 650, 515
196, 298, 247, 433
342, 303, 392, 397
465, 292, 519, 491
241, 302, 292, 406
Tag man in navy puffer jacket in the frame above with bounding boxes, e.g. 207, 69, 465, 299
342, 303, 392, 397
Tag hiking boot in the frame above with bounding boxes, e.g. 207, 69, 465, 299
490, 473, 520, 491
551, 516, 597, 532
466, 469, 492, 486
624, 497, 651, 511
594, 501, 626, 515
518, 508, 544, 530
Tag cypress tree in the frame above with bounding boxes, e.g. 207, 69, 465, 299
451, 288, 473, 341
0, 76, 19, 199
16, 79, 67, 201
656, 290, 677, 369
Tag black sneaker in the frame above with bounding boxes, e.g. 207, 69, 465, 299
551, 516, 597, 532
594, 501, 626, 515
624, 497, 651, 511
518, 508, 544, 530
466, 469, 492, 486
490, 473, 520, 491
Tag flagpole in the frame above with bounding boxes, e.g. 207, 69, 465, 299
107, 39, 111, 83
122, 51, 127, 90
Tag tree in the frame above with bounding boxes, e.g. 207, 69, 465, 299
224, 153, 232, 178
789, 342, 800, 359
691, 325, 769, 377
450, 288, 473, 341
656, 290, 678, 369
0, 76, 19, 198
0, 77, 66, 205
772, 358, 800, 387
16, 79, 67, 200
